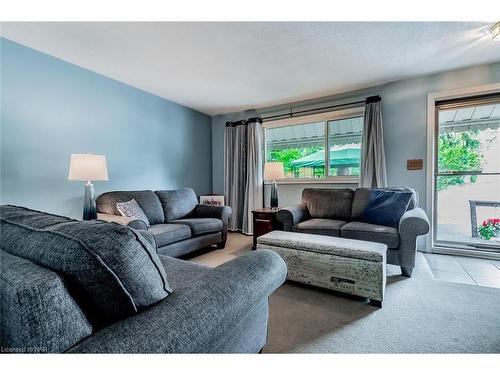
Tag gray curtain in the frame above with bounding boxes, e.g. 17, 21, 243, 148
224, 119, 263, 234
242, 120, 263, 234
360, 96, 387, 188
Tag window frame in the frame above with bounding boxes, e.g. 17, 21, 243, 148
263, 106, 365, 184
432, 94, 500, 252
425, 83, 500, 256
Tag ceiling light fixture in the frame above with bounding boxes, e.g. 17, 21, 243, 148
491, 22, 500, 41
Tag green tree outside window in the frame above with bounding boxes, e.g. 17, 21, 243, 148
437, 131, 482, 191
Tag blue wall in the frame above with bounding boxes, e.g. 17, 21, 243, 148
212, 62, 500, 211
1, 38, 213, 219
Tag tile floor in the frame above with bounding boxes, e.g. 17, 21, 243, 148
424, 253, 500, 288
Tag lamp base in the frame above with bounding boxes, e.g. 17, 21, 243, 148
83, 181, 97, 221
270, 180, 279, 209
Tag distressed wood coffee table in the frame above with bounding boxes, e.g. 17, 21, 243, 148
257, 230, 387, 307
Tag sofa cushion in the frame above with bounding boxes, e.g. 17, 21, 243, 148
0, 250, 93, 353
0, 205, 172, 328
96, 190, 165, 225
148, 223, 192, 247
0, 205, 71, 229
293, 218, 346, 237
156, 188, 199, 222
302, 188, 354, 221
116, 199, 150, 227
158, 255, 211, 290
361, 190, 413, 228
340, 221, 400, 249
172, 218, 223, 236
351, 187, 418, 222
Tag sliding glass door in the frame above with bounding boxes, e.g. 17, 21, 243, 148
434, 95, 500, 252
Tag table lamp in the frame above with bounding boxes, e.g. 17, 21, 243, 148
68, 154, 108, 220
264, 162, 285, 209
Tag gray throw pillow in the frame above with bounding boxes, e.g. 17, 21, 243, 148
0, 205, 172, 328
116, 199, 150, 227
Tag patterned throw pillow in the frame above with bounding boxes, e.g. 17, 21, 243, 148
116, 199, 150, 227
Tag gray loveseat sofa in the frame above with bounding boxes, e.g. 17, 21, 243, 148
276, 187, 430, 277
0, 205, 286, 353
96, 188, 231, 258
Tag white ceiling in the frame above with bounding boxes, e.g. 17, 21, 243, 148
1, 22, 499, 116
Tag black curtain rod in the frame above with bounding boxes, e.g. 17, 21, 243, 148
225, 95, 381, 126
225, 117, 262, 127
260, 99, 366, 122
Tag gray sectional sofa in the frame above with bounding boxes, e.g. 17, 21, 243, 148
96, 188, 231, 258
0, 205, 287, 353
276, 187, 430, 277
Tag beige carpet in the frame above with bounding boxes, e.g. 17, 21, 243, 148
189, 233, 500, 353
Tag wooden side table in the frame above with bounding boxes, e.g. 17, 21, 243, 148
252, 208, 282, 250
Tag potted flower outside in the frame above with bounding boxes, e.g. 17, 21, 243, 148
478, 217, 500, 241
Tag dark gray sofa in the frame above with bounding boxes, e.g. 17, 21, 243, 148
0, 205, 287, 353
96, 188, 232, 258
276, 187, 430, 277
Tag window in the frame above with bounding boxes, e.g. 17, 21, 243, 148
328, 117, 363, 177
265, 121, 325, 179
264, 108, 364, 181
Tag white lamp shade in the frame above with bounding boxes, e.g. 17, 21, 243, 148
264, 162, 285, 180
68, 154, 108, 182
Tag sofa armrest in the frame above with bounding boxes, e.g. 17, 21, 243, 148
191, 204, 232, 221
68, 250, 287, 353
97, 213, 148, 230
397, 208, 430, 269
399, 208, 430, 238
276, 204, 310, 231
190, 204, 232, 243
